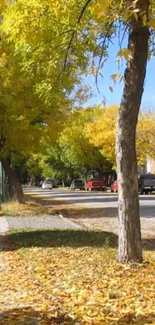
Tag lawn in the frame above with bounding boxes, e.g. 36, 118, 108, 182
0, 229, 155, 324
0, 201, 56, 217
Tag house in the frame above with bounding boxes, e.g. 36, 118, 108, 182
146, 157, 155, 174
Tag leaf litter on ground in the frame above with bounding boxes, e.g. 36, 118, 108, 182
0, 229, 155, 324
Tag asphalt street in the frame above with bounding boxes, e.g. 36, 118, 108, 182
24, 187, 155, 218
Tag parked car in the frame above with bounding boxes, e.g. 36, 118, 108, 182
51, 179, 58, 188
111, 174, 155, 194
111, 180, 118, 193
42, 179, 53, 189
63, 179, 72, 187
138, 174, 155, 194
85, 178, 105, 191
70, 179, 85, 191
34, 180, 42, 187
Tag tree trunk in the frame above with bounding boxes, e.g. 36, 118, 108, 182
1, 157, 25, 204
116, 0, 149, 262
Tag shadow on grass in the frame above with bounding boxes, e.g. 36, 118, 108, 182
1, 229, 154, 251
0, 307, 155, 325
2, 229, 118, 251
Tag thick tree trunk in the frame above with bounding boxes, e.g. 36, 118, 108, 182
1, 157, 25, 204
116, 0, 149, 262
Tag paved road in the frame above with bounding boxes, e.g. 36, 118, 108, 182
24, 187, 155, 219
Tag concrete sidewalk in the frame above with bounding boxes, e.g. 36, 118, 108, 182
0, 218, 9, 234
5, 215, 83, 230
0, 214, 83, 232
0, 218, 9, 260
0, 214, 83, 254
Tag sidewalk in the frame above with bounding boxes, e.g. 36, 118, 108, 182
0, 218, 9, 234
5, 215, 83, 231
0, 214, 83, 233
0, 218, 9, 252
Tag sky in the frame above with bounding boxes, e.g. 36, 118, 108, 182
85, 38, 155, 109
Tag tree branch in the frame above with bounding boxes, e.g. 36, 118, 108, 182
95, 21, 114, 93
63, 0, 93, 69
77, 0, 92, 24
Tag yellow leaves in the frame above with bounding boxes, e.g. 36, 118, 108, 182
92, 0, 112, 24
147, 19, 155, 30
116, 48, 132, 62
92, 0, 118, 23
137, 111, 155, 163
122, 9, 132, 22
0, 52, 7, 64
0, 0, 7, 11
85, 106, 155, 167
110, 73, 121, 83
0, 201, 55, 217
0, 236, 155, 324
85, 105, 118, 166
98, 0, 111, 11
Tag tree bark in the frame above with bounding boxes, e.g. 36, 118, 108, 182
1, 157, 25, 204
116, 0, 149, 262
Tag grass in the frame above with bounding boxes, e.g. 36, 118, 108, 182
0, 228, 155, 324
0, 198, 110, 219
0, 196, 82, 217
0, 200, 57, 217
5, 228, 118, 249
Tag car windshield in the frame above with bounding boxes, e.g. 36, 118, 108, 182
90, 179, 103, 182
140, 175, 155, 180
74, 180, 83, 184
45, 180, 52, 184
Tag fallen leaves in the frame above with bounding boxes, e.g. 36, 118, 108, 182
0, 231, 155, 324
0, 201, 56, 217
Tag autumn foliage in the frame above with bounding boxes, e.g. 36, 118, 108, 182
0, 230, 155, 324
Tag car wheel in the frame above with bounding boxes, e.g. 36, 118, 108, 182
144, 190, 149, 195
139, 186, 144, 194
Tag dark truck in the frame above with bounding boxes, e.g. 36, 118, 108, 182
138, 174, 155, 194
70, 179, 85, 191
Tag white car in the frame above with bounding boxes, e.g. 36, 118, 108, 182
42, 179, 53, 189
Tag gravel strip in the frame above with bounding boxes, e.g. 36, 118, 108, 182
69, 215, 155, 238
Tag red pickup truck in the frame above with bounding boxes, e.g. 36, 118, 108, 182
85, 178, 106, 191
